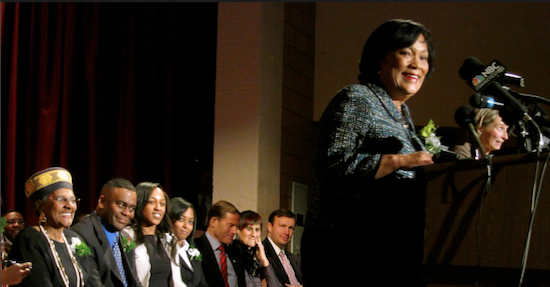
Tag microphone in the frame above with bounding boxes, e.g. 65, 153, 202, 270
459, 57, 533, 123
459, 57, 525, 90
502, 72, 525, 88
470, 93, 505, 110
454, 106, 487, 159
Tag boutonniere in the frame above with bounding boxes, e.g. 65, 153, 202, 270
188, 245, 202, 262
70, 237, 92, 257
419, 119, 448, 154
121, 236, 137, 253
1, 217, 6, 234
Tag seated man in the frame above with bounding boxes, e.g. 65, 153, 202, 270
195, 200, 245, 287
2, 210, 25, 256
72, 178, 142, 287
263, 209, 302, 287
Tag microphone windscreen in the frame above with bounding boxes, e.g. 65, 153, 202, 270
454, 106, 475, 129
469, 93, 482, 108
459, 57, 485, 81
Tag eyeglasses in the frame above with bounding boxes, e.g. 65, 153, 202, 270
6, 220, 25, 225
51, 196, 81, 205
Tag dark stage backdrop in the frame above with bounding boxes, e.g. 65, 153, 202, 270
1, 2, 218, 224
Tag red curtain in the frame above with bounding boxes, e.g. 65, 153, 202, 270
1, 2, 217, 224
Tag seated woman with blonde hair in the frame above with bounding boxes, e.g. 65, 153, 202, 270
452, 108, 510, 159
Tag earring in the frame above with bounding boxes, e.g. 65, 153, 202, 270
39, 211, 47, 223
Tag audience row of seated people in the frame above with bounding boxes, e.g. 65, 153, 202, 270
5, 167, 303, 287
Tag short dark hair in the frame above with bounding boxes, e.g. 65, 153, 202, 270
358, 19, 435, 84
2, 209, 23, 218
207, 200, 239, 227
268, 209, 296, 224
238, 210, 263, 230
102, 178, 136, 192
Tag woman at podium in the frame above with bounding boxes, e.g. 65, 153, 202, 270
302, 19, 436, 287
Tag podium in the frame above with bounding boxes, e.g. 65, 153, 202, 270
420, 152, 550, 286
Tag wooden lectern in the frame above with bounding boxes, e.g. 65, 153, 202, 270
420, 152, 550, 287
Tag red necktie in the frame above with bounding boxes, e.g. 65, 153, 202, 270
218, 245, 230, 287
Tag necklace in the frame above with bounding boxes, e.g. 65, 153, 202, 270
39, 224, 85, 287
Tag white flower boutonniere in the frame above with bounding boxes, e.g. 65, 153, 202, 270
70, 237, 92, 257
188, 246, 202, 262
419, 119, 448, 154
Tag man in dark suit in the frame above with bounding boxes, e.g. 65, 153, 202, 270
263, 209, 303, 287
72, 178, 142, 287
195, 200, 245, 287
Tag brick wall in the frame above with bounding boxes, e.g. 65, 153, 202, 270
280, 3, 316, 209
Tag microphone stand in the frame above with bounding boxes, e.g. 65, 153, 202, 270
502, 87, 547, 152
505, 88, 550, 107
518, 126, 547, 287
475, 154, 492, 287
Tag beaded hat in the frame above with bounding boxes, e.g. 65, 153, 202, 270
24, 167, 73, 202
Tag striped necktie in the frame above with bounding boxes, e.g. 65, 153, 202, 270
113, 233, 128, 287
218, 245, 230, 287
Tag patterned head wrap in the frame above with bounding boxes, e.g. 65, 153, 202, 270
24, 167, 73, 202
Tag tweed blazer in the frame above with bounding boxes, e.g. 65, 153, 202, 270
307, 82, 428, 228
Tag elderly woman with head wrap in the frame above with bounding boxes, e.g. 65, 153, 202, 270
8, 167, 101, 287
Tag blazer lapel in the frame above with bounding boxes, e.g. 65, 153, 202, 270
90, 214, 126, 284
287, 251, 303, 284
119, 229, 141, 287
262, 238, 290, 284
179, 253, 194, 272
197, 234, 224, 287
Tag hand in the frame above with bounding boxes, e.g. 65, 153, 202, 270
376, 151, 434, 179
254, 238, 270, 267
284, 284, 303, 287
401, 151, 434, 169
1, 262, 32, 285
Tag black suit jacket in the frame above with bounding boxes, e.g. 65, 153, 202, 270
178, 250, 209, 287
71, 212, 142, 287
9, 227, 103, 287
263, 237, 302, 286
195, 233, 245, 287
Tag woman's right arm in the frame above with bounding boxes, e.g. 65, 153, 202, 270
315, 90, 381, 189
375, 152, 434, 179
134, 244, 151, 287
316, 88, 433, 186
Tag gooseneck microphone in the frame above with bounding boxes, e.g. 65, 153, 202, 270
454, 106, 487, 159
461, 57, 545, 154
459, 57, 533, 124
459, 57, 525, 89
469, 93, 505, 110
